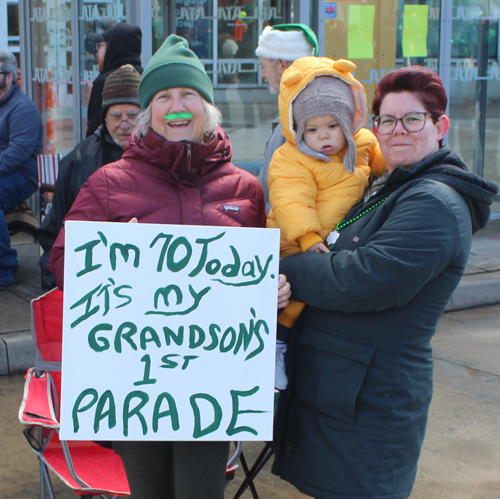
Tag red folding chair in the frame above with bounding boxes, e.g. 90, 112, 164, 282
19, 288, 242, 498
37, 153, 65, 220
19, 288, 131, 498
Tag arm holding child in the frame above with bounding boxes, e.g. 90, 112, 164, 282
267, 143, 324, 253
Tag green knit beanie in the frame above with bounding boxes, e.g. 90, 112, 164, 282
138, 34, 214, 109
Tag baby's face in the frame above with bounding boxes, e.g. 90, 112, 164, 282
303, 115, 347, 156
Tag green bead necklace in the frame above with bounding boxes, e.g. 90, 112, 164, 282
327, 197, 388, 250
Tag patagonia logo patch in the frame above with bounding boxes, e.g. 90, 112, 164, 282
223, 204, 240, 212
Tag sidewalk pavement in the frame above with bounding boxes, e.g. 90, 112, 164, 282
1, 219, 500, 376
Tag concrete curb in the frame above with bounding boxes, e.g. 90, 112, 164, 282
445, 271, 500, 312
0, 332, 34, 376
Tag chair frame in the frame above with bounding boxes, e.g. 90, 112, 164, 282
5, 153, 63, 241
19, 289, 131, 498
20, 289, 244, 498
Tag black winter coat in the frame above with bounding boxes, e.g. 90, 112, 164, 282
37, 127, 124, 286
86, 23, 143, 137
273, 146, 499, 499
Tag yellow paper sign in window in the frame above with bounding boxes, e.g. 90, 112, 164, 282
347, 5, 375, 60
402, 4, 429, 57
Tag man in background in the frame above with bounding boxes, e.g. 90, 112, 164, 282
255, 24, 318, 212
0, 50, 43, 288
86, 22, 143, 137
37, 64, 142, 289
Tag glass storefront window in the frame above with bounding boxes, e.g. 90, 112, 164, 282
173, 0, 284, 163
395, 0, 441, 59
79, 0, 127, 138
446, 0, 500, 213
30, 0, 74, 154
175, 0, 214, 63
8, 1, 20, 51
323, 0, 499, 213
217, 1, 260, 87
152, 0, 165, 54
325, 0, 440, 111
18, 0, 498, 213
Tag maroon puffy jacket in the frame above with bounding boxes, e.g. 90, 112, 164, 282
49, 127, 266, 289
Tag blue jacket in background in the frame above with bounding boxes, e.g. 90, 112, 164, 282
0, 82, 43, 186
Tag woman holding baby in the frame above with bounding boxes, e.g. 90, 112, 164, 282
271, 65, 498, 499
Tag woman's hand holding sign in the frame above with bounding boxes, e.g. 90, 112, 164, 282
277, 274, 291, 310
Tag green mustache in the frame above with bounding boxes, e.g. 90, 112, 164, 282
164, 113, 194, 120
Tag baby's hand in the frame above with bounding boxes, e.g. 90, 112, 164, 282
306, 242, 330, 253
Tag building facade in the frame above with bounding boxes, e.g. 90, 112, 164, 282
3, 0, 499, 214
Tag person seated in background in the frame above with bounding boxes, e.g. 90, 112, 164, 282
0, 50, 43, 289
37, 64, 141, 289
86, 22, 143, 137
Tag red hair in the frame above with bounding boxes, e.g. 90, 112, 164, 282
372, 66, 447, 123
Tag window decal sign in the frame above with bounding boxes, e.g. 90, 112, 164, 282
402, 5, 429, 57
347, 5, 375, 60
325, 2, 337, 19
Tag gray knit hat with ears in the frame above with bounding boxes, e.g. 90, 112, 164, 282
293, 75, 356, 172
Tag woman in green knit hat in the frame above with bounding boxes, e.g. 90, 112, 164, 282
48, 34, 292, 498
134, 33, 220, 143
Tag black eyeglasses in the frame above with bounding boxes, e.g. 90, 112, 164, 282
372, 112, 430, 135
95, 42, 107, 53
0, 72, 11, 75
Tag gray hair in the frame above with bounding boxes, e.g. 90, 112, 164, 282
135, 98, 222, 140
0, 50, 17, 76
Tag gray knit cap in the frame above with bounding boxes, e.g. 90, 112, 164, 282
293, 75, 356, 172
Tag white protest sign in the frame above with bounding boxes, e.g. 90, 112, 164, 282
59, 221, 280, 441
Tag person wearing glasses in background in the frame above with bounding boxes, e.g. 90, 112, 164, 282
86, 23, 143, 137
37, 65, 141, 289
272, 66, 499, 499
0, 50, 43, 289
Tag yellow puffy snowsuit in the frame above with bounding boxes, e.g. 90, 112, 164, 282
267, 57, 387, 327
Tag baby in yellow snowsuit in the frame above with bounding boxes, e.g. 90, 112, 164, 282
267, 56, 387, 389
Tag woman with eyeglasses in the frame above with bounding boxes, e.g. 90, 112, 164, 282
272, 66, 498, 499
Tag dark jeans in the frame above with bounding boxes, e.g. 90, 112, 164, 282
0, 171, 37, 267
113, 440, 230, 499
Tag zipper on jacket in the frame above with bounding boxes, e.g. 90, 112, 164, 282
186, 143, 192, 175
